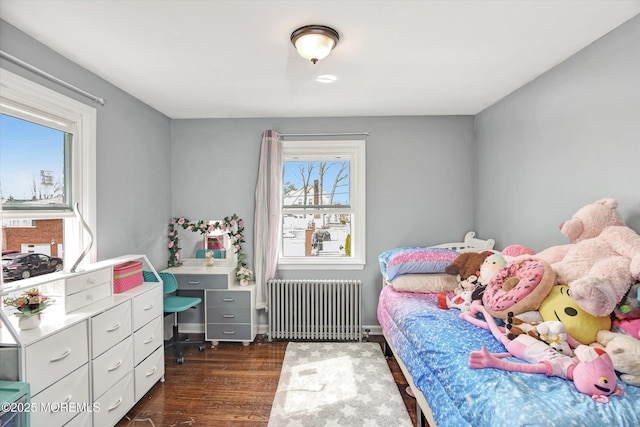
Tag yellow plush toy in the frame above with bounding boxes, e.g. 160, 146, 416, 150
538, 285, 611, 345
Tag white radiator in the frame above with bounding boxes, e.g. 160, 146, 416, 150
268, 279, 362, 342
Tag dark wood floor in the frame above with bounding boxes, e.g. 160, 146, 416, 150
116, 334, 418, 427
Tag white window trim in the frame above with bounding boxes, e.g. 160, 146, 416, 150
278, 139, 366, 270
1, 68, 97, 268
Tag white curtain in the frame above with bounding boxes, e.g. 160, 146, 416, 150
254, 130, 282, 309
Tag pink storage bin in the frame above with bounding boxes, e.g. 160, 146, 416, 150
113, 261, 143, 293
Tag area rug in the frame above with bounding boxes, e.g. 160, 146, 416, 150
268, 342, 413, 427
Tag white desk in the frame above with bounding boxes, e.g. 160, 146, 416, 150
163, 264, 257, 346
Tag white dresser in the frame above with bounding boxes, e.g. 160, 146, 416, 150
0, 255, 164, 427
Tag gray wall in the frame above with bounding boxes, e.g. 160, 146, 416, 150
171, 116, 476, 325
0, 20, 172, 269
475, 15, 640, 251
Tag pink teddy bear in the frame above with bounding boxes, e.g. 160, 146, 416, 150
535, 198, 640, 317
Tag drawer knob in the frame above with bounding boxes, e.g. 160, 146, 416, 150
108, 360, 123, 372
49, 348, 72, 362
144, 335, 155, 344
107, 322, 121, 332
143, 304, 154, 311
146, 366, 157, 377
223, 330, 236, 335
108, 397, 123, 412
187, 281, 201, 285
223, 314, 235, 318
223, 298, 235, 302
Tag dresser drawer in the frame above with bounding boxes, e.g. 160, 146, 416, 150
64, 411, 92, 427
134, 346, 164, 401
175, 273, 228, 290
30, 364, 89, 427
206, 290, 251, 307
133, 315, 162, 365
65, 268, 112, 313
92, 335, 134, 398
91, 301, 132, 357
93, 371, 135, 427
66, 282, 112, 313
66, 267, 111, 295
132, 285, 163, 331
25, 321, 88, 395
206, 323, 253, 341
206, 306, 252, 324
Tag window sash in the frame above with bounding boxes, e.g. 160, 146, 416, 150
1, 110, 74, 211
1, 68, 97, 269
278, 139, 365, 269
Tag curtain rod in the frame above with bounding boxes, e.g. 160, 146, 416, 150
0, 50, 106, 106
278, 131, 370, 138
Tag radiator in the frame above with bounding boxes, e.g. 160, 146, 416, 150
268, 279, 362, 342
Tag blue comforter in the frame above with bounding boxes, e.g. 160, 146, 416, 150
377, 285, 640, 427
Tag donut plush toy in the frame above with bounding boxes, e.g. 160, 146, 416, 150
482, 257, 555, 320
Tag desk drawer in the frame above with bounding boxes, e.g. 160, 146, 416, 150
175, 273, 228, 290
91, 302, 132, 357
206, 290, 251, 307
206, 306, 251, 324
92, 335, 134, 398
206, 324, 253, 341
25, 321, 88, 395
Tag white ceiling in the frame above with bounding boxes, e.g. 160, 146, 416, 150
1, 1, 639, 119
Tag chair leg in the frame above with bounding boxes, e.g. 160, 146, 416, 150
173, 313, 184, 364
165, 310, 205, 364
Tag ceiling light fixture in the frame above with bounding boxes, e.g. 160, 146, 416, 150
290, 25, 339, 64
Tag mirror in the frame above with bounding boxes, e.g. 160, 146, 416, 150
167, 215, 245, 269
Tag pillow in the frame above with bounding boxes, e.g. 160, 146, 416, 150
379, 247, 459, 280
390, 273, 459, 294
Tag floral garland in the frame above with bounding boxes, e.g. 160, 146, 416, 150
168, 214, 246, 270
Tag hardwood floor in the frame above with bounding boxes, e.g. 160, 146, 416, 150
116, 334, 418, 427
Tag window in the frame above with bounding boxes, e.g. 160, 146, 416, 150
279, 140, 365, 269
0, 69, 97, 279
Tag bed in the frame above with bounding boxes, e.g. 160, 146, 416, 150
377, 232, 640, 427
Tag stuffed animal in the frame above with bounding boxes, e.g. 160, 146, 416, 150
437, 289, 473, 312
472, 253, 508, 301
479, 253, 508, 285
461, 301, 623, 402
613, 318, 640, 340
538, 285, 611, 345
482, 257, 555, 320
444, 251, 493, 288
595, 330, 640, 387
501, 244, 535, 260
614, 283, 640, 321
535, 198, 640, 317
437, 274, 476, 311
505, 313, 572, 356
